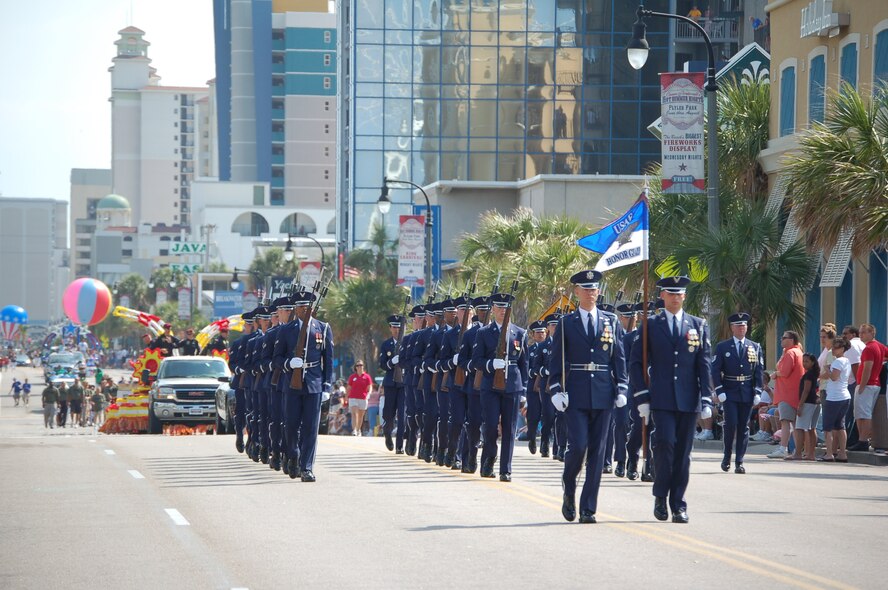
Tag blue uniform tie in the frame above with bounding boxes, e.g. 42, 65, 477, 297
587, 313, 594, 339
672, 315, 679, 341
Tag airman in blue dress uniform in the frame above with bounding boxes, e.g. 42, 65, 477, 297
379, 314, 406, 453
630, 276, 713, 524
417, 302, 443, 462
598, 302, 618, 475
438, 296, 471, 469
548, 270, 628, 523
524, 320, 549, 456
247, 305, 273, 463
228, 310, 256, 453
471, 292, 528, 482
273, 290, 334, 482
626, 302, 655, 481
430, 299, 458, 466
265, 297, 293, 472
607, 302, 638, 478
400, 306, 425, 455
711, 312, 763, 474
459, 296, 490, 473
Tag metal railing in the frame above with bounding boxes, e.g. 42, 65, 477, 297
675, 18, 738, 43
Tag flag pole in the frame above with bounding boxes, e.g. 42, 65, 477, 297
641, 183, 650, 462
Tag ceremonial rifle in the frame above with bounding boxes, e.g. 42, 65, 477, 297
287, 270, 328, 390
269, 272, 304, 386
393, 293, 411, 384
430, 282, 455, 392
452, 275, 477, 388
492, 274, 520, 392
472, 273, 502, 390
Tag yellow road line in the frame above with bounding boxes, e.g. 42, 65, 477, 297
322, 438, 858, 590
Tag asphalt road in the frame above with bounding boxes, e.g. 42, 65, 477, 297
1, 366, 886, 589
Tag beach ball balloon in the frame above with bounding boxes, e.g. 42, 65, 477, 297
63, 278, 113, 326
0, 305, 28, 340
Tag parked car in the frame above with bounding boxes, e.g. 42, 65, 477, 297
146, 356, 230, 434
214, 380, 236, 435
15, 354, 32, 367
44, 351, 85, 382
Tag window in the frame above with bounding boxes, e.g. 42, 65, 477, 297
323, 77, 332, 89
840, 41, 858, 90
325, 101, 330, 111
174, 175, 179, 180
324, 30, 331, 43
808, 54, 825, 125
122, 249, 133, 257
324, 53, 332, 67
159, 249, 168, 256
324, 124, 330, 134
174, 121, 178, 127
780, 65, 796, 137
174, 148, 178, 154
875, 28, 888, 85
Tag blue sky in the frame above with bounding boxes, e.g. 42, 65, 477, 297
0, 0, 215, 201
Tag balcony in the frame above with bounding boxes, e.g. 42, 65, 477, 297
272, 152, 285, 165
272, 131, 285, 143
272, 107, 285, 119
675, 18, 739, 44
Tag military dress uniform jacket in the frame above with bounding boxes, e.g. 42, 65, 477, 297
272, 318, 334, 394
398, 331, 416, 387
227, 336, 243, 385
423, 325, 449, 392
245, 330, 264, 385
711, 338, 764, 404
378, 337, 401, 387
527, 342, 540, 387
257, 325, 282, 388
629, 312, 714, 413
458, 322, 482, 393
471, 322, 528, 394
548, 310, 628, 410
410, 327, 432, 389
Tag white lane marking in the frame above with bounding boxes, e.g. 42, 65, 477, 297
128, 470, 145, 479
89, 439, 96, 443
104, 449, 115, 455
164, 508, 190, 526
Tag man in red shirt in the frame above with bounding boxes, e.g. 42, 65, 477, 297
347, 361, 373, 436
768, 331, 804, 459
850, 324, 888, 451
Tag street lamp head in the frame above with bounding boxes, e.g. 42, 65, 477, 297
169, 280, 177, 289
627, 7, 650, 70
377, 181, 392, 215
230, 271, 240, 291
283, 235, 295, 262
147, 281, 155, 289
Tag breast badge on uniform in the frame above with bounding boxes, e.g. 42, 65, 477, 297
315, 332, 323, 349
601, 322, 614, 351
687, 328, 700, 352
746, 345, 757, 363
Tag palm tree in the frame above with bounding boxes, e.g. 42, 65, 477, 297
717, 78, 771, 200
784, 83, 888, 257
345, 221, 397, 281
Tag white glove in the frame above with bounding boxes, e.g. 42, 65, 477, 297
268, 362, 274, 372
288, 357, 304, 369
615, 393, 627, 408
540, 367, 549, 376
717, 392, 727, 403
391, 354, 399, 365
427, 363, 437, 373
492, 358, 507, 370
637, 403, 651, 422
321, 390, 331, 403
753, 394, 761, 406
551, 392, 569, 412
700, 406, 712, 419
452, 354, 459, 365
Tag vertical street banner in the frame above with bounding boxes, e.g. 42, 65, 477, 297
299, 261, 322, 288
119, 295, 130, 309
242, 291, 259, 313
398, 215, 426, 287
177, 287, 192, 320
660, 72, 705, 194
155, 288, 168, 306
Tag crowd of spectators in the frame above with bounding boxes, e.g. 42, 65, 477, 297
40, 376, 118, 429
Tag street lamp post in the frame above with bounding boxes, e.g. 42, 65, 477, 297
283, 233, 326, 268
627, 4, 720, 234
230, 267, 266, 296
377, 177, 433, 295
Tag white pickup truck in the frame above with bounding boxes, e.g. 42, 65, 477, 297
146, 356, 231, 434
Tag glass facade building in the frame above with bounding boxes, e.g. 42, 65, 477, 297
339, 0, 670, 248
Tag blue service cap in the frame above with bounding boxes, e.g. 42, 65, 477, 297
655, 299, 665, 310
598, 303, 615, 313
544, 313, 562, 324
729, 312, 750, 325
440, 298, 457, 312
408, 305, 426, 318
273, 296, 293, 310
242, 311, 255, 322
616, 303, 636, 317
490, 293, 515, 307
657, 275, 691, 294
452, 296, 471, 308
471, 296, 491, 310
529, 320, 546, 331
387, 315, 404, 327
570, 270, 602, 289
254, 306, 272, 319
292, 292, 317, 306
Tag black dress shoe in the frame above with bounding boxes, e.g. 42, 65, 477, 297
251, 444, 260, 463
579, 510, 597, 524
259, 446, 269, 465
271, 451, 281, 471
499, 473, 511, 482
444, 452, 454, 468
734, 464, 746, 474
562, 494, 577, 522
654, 497, 669, 521
641, 461, 654, 482
235, 438, 245, 453
480, 459, 495, 478
395, 448, 404, 455
435, 451, 446, 467
461, 463, 473, 474
300, 470, 316, 482
451, 459, 462, 470
528, 437, 537, 455
556, 452, 565, 462
384, 433, 394, 451
540, 442, 550, 458
282, 455, 290, 475
627, 462, 639, 480
615, 462, 625, 478
721, 460, 731, 472
287, 458, 300, 479
672, 508, 689, 523
467, 457, 478, 474
603, 464, 613, 474
405, 439, 416, 456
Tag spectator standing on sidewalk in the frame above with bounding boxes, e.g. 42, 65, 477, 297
841, 326, 866, 445
768, 331, 803, 458
850, 325, 888, 451
57, 383, 69, 427
42, 382, 59, 428
347, 361, 372, 436
821, 338, 852, 462
788, 354, 821, 460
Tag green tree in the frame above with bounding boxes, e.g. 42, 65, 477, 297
248, 248, 298, 288
345, 221, 398, 281
784, 83, 888, 258
322, 276, 405, 378
114, 273, 149, 310
717, 78, 771, 200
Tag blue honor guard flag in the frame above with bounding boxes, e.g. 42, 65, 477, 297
577, 192, 649, 272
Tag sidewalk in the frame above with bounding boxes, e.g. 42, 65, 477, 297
693, 438, 888, 466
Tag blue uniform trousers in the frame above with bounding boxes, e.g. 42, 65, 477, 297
421, 388, 439, 450
403, 383, 416, 446
466, 393, 483, 461
627, 400, 652, 464
563, 407, 612, 513
413, 385, 425, 433
481, 389, 519, 475
651, 410, 697, 512
436, 389, 451, 456
525, 387, 555, 448
268, 388, 283, 454
605, 404, 630, 465
253, 386, 268, 448
382, 385, 406, 450
553, 410, 567, 456
285, 391, 321, 471
722, 400, 753, 465
448, 387, 469, 459
234, 387, 247, 439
